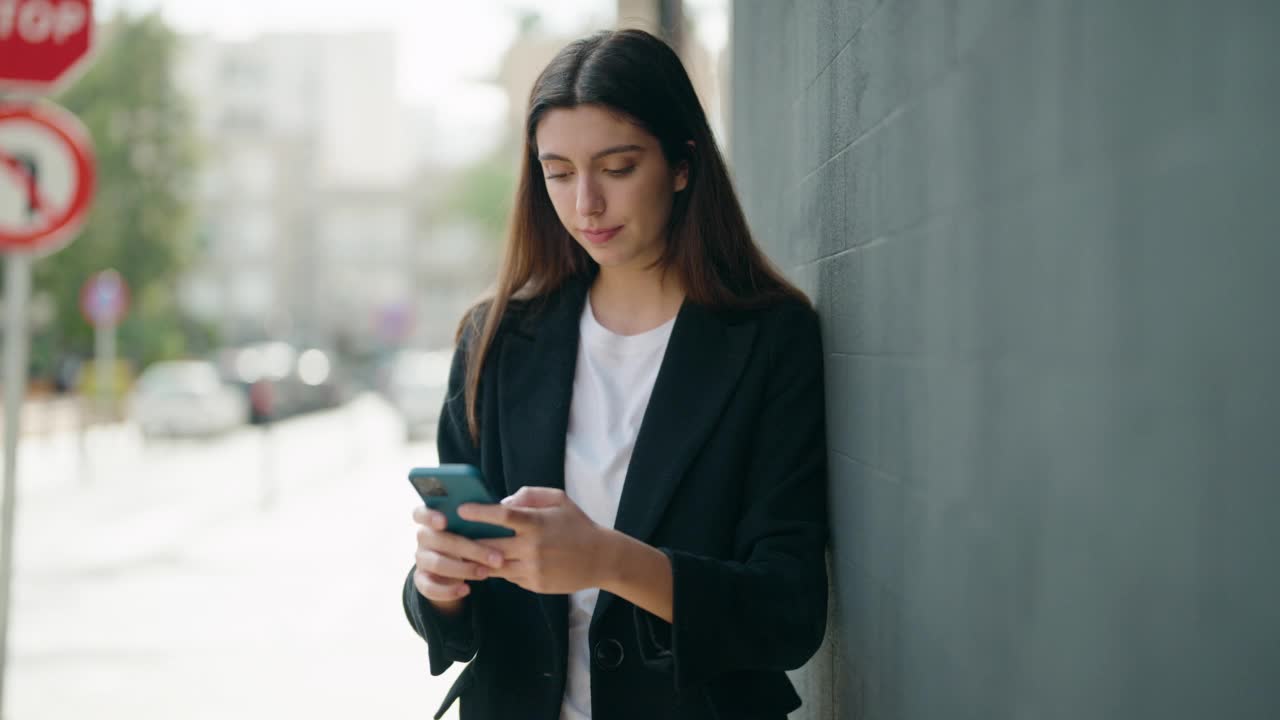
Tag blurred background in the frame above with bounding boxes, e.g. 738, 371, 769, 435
15, 3, 1276, 720
2, 1, 726, 717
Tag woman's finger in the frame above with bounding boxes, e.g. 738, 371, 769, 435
416, 517, 507, 569
485, 565, 527, 589
427, 530, 506, 570
487, 558, 530, 579
475, 537, 522, 559
412, 506, 448, 530
413, 570, 471, 601
416, 549, 492, 581
456, 502, 533, 532
501, 486, 566, 508
418, 569, 462, 590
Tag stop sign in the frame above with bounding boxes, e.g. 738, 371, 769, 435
0, 0, 93, 93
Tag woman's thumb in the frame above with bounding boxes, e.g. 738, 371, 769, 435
501, 485, 563, 508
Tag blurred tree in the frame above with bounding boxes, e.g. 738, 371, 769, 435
438, 144, 518, 247
25, 12, 207, 379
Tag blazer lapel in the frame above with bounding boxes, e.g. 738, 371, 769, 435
496, 279, 588, 496
591, 302, 757, 630
496, 277, 587, 684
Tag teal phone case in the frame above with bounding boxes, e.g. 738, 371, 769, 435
408, 464, 515, 539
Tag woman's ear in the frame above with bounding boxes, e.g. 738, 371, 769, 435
674, 141, 695, 192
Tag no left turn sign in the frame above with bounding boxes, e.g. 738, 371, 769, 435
0, 101, 95, 255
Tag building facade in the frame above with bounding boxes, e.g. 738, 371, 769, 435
731, 2, 1280, 719
173, 31, 421, 352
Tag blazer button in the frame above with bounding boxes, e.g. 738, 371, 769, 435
593, 638, 624, 670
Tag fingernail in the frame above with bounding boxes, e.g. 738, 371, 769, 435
432, 514, 446, 529
475, 568, 489, 579
488, 553, 503, 567
456, 584, 470, 597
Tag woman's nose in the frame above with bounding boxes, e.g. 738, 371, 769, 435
575, 177, 604, 217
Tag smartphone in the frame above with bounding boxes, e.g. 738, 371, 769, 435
408, 464, 515, 539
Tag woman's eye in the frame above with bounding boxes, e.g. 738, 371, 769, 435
604, 166, 636, 177
544, 172, 571, 181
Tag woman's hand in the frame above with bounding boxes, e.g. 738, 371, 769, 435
459, 486, 613, 595
412, 506, 507, 610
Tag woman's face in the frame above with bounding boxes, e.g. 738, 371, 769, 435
534, 104, 688, 272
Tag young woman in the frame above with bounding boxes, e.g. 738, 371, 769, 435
403, 28, 829, 720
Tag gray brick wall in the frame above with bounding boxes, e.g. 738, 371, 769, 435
731, 2, 1280, 718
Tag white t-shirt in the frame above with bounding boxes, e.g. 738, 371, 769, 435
559, 299, 676, 720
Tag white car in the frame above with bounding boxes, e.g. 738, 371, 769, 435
128, 360, 250, 438
384, 349, 453, 440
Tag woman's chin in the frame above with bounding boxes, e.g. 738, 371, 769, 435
581, 245, 665, 273
580, 244, 625, 267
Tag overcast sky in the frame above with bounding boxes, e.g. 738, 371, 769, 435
94, 0, 617, 107
92, 0, 727, 166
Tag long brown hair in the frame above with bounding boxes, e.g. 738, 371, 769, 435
460, 28, 805, 441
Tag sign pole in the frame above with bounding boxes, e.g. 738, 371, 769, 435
81, 269, 128, 423
1, 5, 98, 712
0, 250, 32, 711
0, 101, 96, 717
104, 322, 115, 419
93, 320, 115, 421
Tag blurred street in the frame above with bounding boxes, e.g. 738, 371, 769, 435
1, 3, 727, 718
7, 394, 461, 719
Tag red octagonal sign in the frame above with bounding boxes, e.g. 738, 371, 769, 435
0, 0, 94, 93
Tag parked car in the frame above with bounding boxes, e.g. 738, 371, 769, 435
383, 349, 452, 440
215, 342, 348, 423
127, 360, 249, 438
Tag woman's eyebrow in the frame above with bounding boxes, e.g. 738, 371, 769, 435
538, 144, 646, 162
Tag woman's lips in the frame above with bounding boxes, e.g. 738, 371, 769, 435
582, 226, 622, 244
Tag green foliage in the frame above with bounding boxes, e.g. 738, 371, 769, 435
27, 12, 203, 375
438, 143, 519, 244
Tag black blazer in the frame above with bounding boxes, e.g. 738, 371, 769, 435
402, 275, 829, 720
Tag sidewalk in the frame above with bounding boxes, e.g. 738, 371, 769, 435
8, 395, 462, 719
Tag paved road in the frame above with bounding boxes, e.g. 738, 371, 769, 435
7, 394, 462, 719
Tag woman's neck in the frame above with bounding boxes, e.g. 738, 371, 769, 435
589, 265, 685, 336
